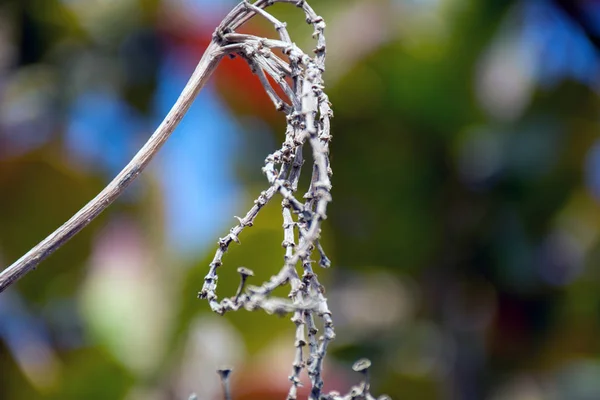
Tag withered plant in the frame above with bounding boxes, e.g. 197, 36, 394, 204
0, 2, 389, 399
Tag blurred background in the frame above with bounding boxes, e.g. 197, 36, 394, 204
1, 0, 600, 399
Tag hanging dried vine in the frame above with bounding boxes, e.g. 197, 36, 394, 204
196, 2, 388, 400
0, 1, 389, 398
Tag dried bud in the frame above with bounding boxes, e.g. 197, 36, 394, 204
234, 268, 254, 304
352, 358, 372, 373
237, 267, 254, 277
217, 366, 233, 380
217, 366, 233, 400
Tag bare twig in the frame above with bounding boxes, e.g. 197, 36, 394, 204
0, 41, 227, 293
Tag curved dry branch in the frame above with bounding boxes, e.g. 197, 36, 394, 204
0, 42, 225, 293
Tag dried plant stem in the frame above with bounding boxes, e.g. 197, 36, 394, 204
0, 42, 225, 293
1, 1, 389, 398
197, 2, 343, 399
